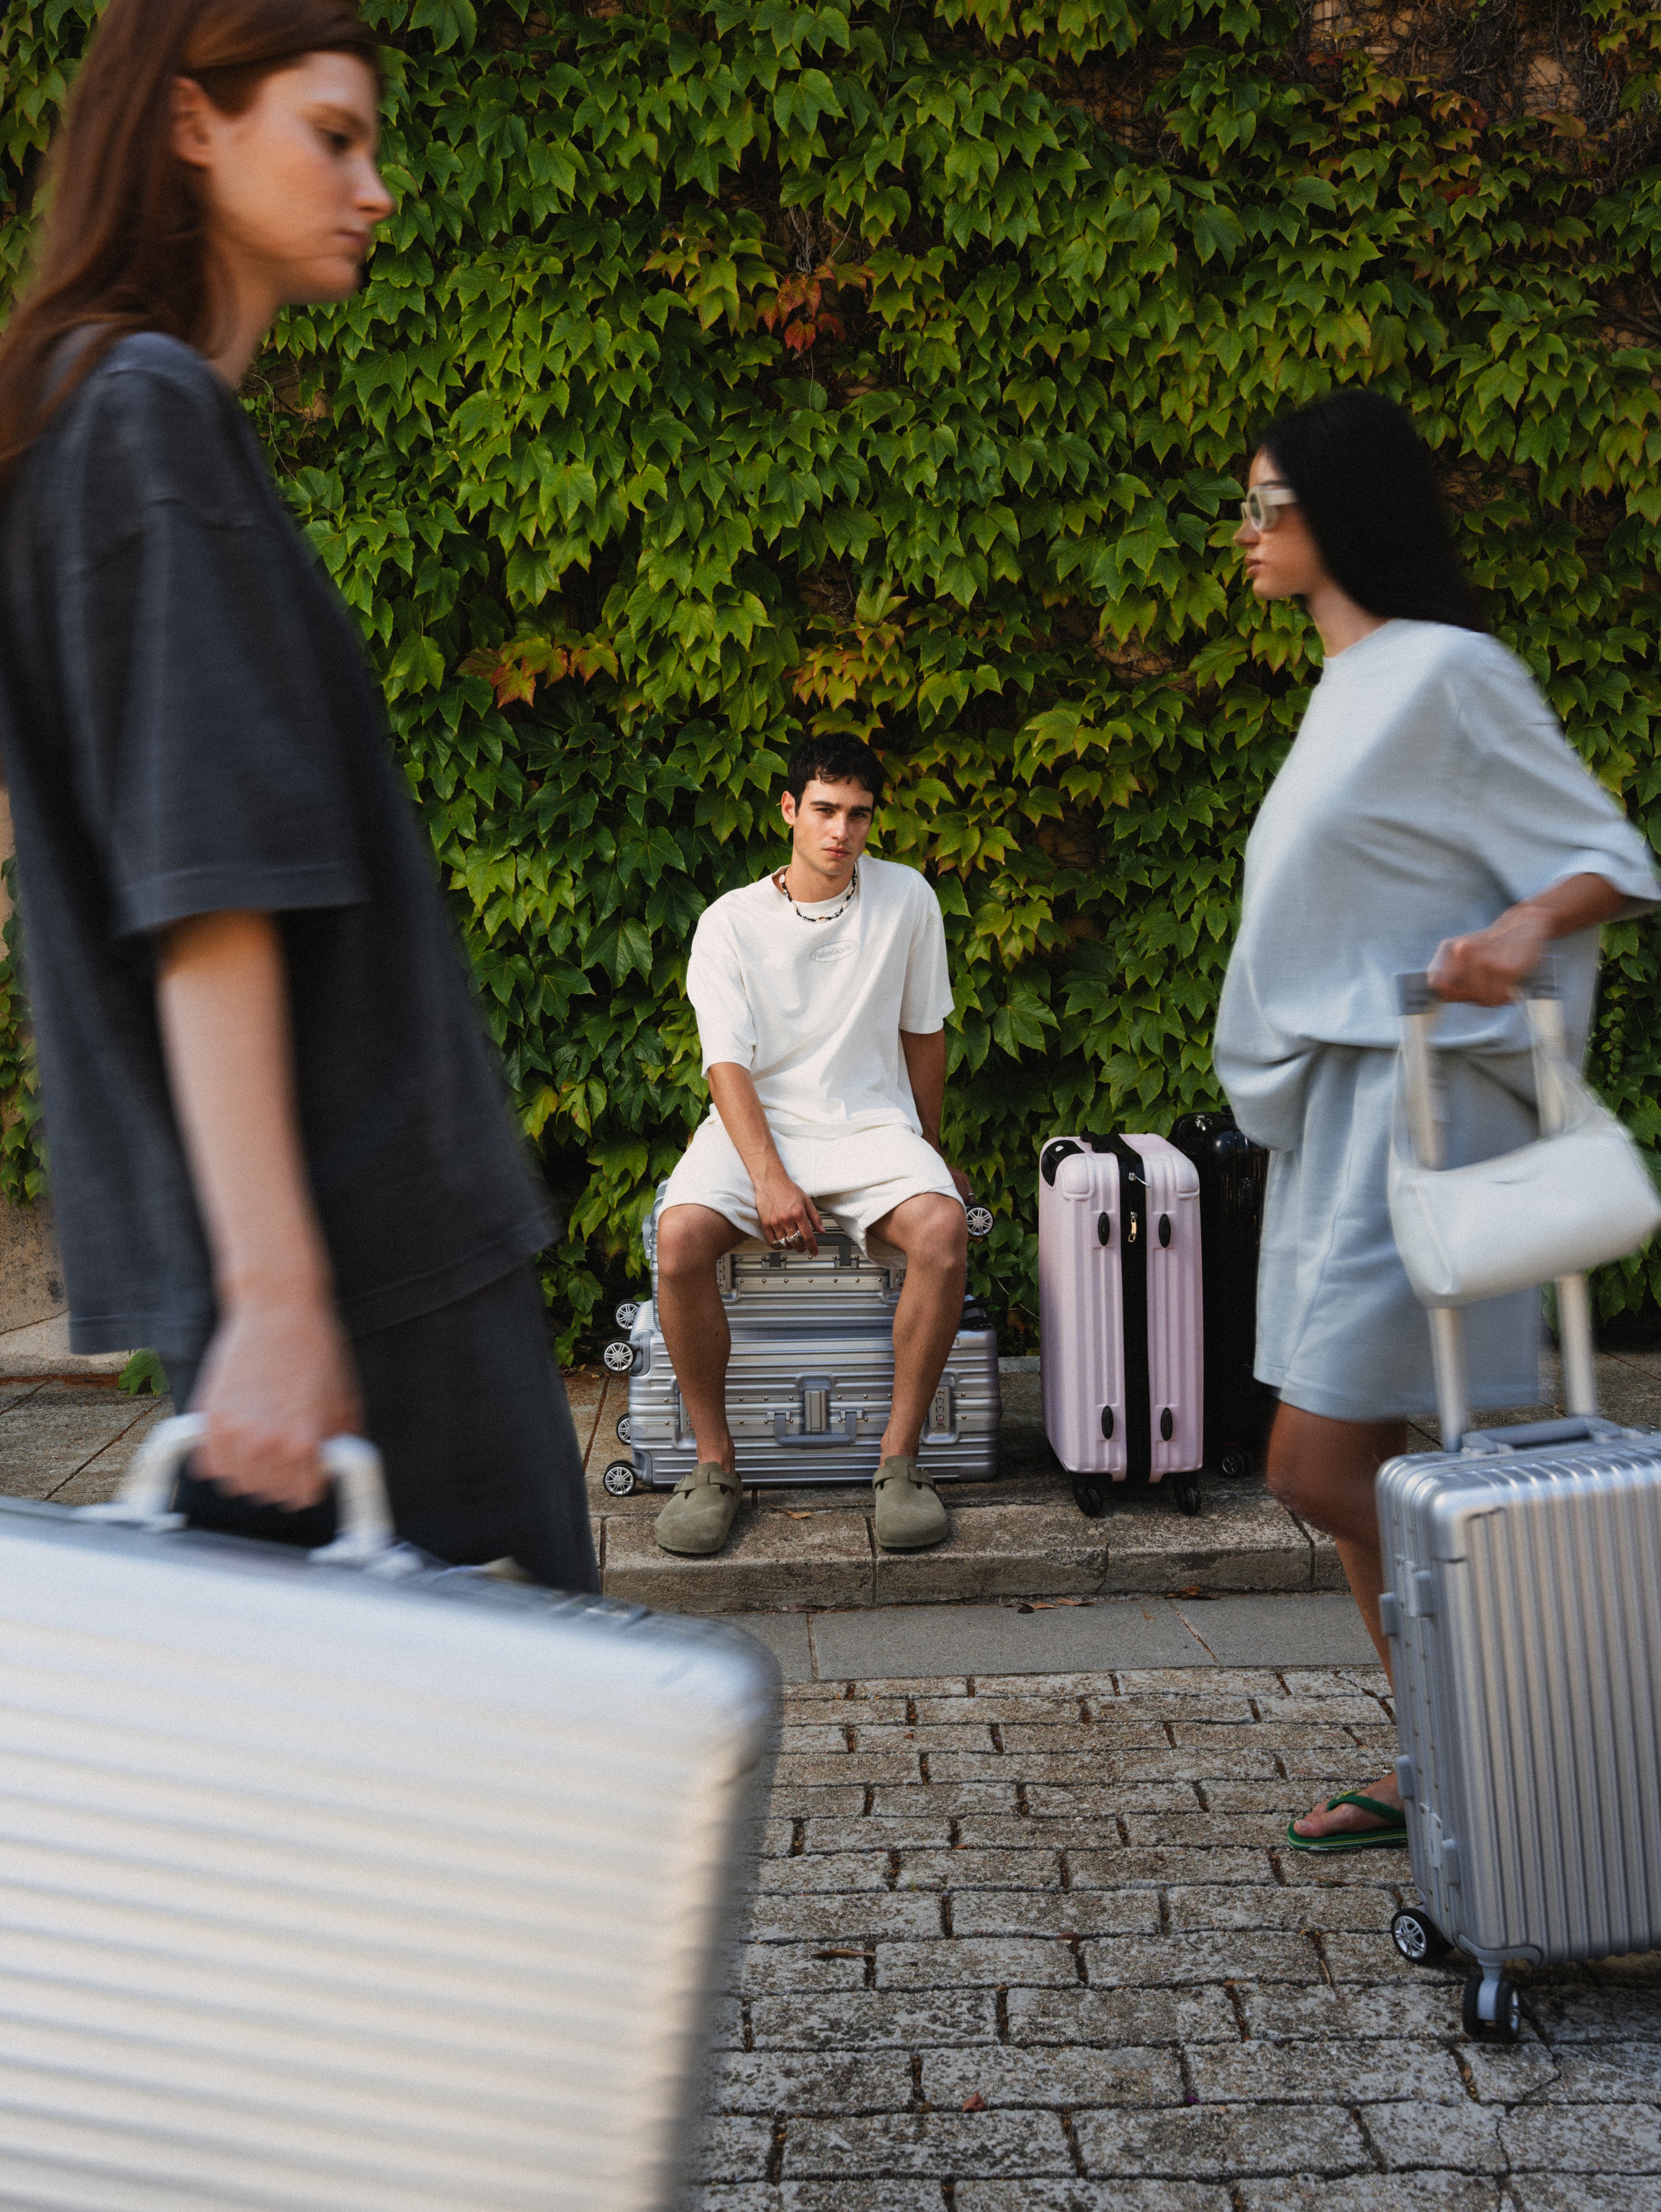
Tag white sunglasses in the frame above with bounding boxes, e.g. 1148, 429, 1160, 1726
1239, 486, 1299, 531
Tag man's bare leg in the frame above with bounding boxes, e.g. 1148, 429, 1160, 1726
867, 1193, 969, 1458
1266, 1403, 1407, 1841
654, 1203, 748, 1473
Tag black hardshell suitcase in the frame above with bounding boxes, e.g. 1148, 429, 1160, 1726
1170, 1107, 1278, 1477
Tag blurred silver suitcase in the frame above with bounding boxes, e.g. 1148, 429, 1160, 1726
0, 1419, 778, 2211
1378, 974, 1661, 2041
598, 1183, 1000, 1495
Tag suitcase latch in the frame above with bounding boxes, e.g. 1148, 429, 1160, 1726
776, 1376, 858, 1447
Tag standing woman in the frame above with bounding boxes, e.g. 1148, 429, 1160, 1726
0, 0, 598, 1589
1214, 390, 1657, 1849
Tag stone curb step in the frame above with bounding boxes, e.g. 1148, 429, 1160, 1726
571, 1346, 1661, 1619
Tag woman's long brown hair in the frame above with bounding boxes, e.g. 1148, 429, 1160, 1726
0, 0, 378, 481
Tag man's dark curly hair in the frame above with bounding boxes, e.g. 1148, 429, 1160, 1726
785, 735, 885, 808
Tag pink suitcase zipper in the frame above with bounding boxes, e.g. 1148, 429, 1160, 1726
1038, 1134, 1204, 1518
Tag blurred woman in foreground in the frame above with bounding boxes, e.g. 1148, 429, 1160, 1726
1215, 390, 1656, 1849
0, 0, 597, 1587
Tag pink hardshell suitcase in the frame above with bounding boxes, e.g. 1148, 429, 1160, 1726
1039, 1134, 1204, 1519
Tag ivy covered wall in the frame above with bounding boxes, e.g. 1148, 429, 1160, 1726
1, 0, 1658, 1356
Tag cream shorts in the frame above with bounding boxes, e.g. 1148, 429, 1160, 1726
660, 1116, 962, 1251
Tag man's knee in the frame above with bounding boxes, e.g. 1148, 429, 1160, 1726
889, 1194, 968, 1275
657, 1204, 738, 1286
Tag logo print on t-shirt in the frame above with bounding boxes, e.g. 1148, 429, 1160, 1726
810, 943, 857, 963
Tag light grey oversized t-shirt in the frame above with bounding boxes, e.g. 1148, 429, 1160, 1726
1214, 619, 1659, 1151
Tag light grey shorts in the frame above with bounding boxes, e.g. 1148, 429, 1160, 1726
1257, 1044, 1542, 1423
661, 1115, 962, 1251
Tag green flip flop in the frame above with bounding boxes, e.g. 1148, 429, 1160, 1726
1285, 1791, 1408, 1854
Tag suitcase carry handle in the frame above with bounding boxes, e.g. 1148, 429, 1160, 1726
1457, 1414, 1630, 1456
81, 1413, 395, 1566
1395, 964, 1598, 1448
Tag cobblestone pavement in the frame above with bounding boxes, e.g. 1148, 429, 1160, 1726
694, 1665, 1661, 2210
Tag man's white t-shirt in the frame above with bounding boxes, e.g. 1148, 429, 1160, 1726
685, 855, 955, 1142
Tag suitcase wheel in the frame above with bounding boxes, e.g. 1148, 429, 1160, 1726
1174, 1480, 1203, 1517
615, 1412, 633, 1444
614, 1299, 641, 1331
601, 1460, 639, 1498
1072, 1475, 1108, 1520
1219, 1448, 1254, 1480
965, 1204, 994, 1239
1390, 1907, 1451, 1969
1462, 1968, 1521, 2043
602, 1339, 638, 1374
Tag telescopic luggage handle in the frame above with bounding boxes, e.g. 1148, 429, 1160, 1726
1395, 964, 1597, 1448
81, 1413, 395, 1566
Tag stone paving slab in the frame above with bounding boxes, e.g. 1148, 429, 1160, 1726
691, 1660, 1661, 2205
0, 1379, 171, 1504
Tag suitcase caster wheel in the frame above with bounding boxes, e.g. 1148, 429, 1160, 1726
615, 1412, 633, 1444
613, 1299, 641, 1331
1174, 1480, 1203, 1517
601, 1461, 638, 1498
1391, 1908, 1451, 1969
965, 1204, 994, 1240
1219, 1448, 1253, 1480
602, 1339, 637, 1374
1462, 1968, 1521, 2043
1072, 1476, 1108, 1520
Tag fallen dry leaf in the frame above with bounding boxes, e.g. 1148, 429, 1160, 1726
786, 1510, 813, 1519
961, 2092, 987, 2112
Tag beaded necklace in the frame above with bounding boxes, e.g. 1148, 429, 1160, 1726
774, 863, 859, 924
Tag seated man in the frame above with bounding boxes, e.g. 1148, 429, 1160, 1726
653, 735, 972, 1559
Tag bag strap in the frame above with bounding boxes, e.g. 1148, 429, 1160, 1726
1393, 967, 1600, 1441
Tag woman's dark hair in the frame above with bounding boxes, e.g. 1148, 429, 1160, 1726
1258, 389, 1486, 633
786, 735, 886, 810
0, 0, 379, 479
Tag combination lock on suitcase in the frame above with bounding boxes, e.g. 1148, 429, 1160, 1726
1377, 973, 1661, 2041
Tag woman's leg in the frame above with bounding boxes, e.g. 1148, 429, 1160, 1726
1266, 1401, 1406, 1841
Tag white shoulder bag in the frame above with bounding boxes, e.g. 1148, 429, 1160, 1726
1387, 971, 1661, 1311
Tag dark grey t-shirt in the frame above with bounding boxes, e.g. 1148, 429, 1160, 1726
0, 333, 553, 1360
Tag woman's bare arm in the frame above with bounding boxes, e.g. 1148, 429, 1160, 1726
1429, 873, 1628, 1006
155, 910, 360, 1504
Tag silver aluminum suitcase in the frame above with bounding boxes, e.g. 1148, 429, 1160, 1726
0, 1419, 778, 2210
601, 1182, 996, 1345
612, 1305, 1001, 1493
598, 1183, 1000, 1495
1377, 974, 1661, 2040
